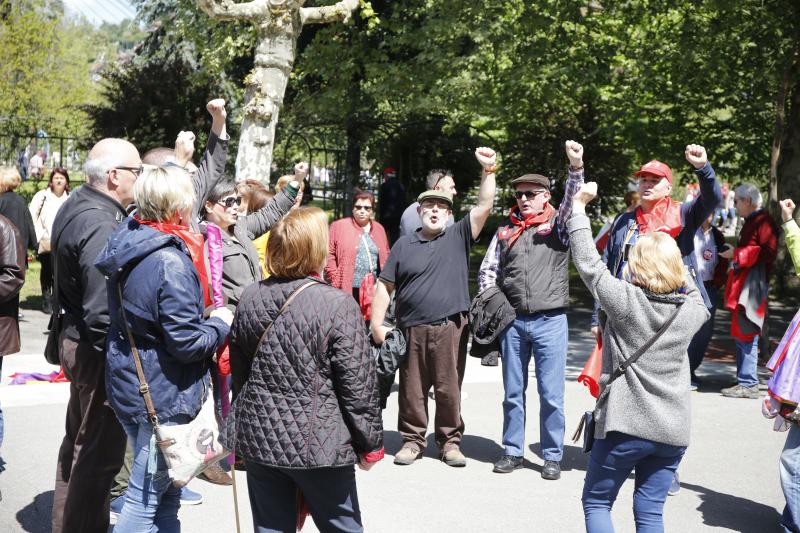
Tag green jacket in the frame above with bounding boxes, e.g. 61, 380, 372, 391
785, 219, 800, 276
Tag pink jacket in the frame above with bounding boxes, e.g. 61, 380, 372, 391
325, 216, 390, 291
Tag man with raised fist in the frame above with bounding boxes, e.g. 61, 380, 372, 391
478, 140, 585, 480
370, 147, 497, 468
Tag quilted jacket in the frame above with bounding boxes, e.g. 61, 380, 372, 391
225, 276, 383, 468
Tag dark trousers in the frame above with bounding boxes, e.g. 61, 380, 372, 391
246, 460, 363, 533
52, 336, 127, 533
39, 252, 53, 295
399, 314, 469, 452
687, 285, 718, 374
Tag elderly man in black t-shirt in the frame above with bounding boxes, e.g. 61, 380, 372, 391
371, 147, 497, 467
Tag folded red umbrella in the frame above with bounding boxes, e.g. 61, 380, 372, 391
578, 338, 603, 399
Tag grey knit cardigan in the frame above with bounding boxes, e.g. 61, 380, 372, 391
568, 214, 709, 447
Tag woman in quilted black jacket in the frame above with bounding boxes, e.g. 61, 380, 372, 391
226, 206, 384, 533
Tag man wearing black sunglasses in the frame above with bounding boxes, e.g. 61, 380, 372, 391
478, 141, 585, 480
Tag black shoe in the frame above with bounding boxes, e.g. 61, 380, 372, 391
541, 460, 561, 480
493, 455, 523, 473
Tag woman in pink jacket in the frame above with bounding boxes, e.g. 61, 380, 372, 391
325, 190, 390, 306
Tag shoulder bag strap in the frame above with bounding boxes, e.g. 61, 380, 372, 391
252, 279, 321, 358
361, 232, 374, 274
117, 281, 161, 427
596, 301, 684, 407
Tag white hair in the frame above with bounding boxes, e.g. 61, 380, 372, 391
84, 154, 122, 187
134, 167, 195, 222
735, 182, 762, 209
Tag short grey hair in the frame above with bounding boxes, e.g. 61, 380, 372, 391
735, 182, 762, 208
84, 154, 122, 187
135, 166, 195, 222
426, 169, 453, 190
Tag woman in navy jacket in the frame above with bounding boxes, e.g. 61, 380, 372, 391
95, 166, 232, 532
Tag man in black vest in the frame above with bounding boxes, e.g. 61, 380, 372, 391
371, 147, 497, 468
478, 141, 585, 479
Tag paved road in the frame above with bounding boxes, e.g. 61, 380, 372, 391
0, 305, 790, 533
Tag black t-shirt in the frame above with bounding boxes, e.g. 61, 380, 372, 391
380, 216, 473, 328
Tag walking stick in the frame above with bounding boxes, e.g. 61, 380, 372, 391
207, 224, 242, 533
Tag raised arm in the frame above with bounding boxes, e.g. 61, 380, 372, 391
185, 99, 230, 220
683, 144, 722, 231
557, 140, 586, 245
197, 0, 264, 21
300, 0, 358, 25
244, 185, 297, 238
781, 199, 800, 277
470, 147, 498, 240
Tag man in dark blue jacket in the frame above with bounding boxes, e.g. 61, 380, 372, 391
594, 144, 721, 498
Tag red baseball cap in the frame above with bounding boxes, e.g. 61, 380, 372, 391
634, 160, 673, 184
383, 167, 396, 177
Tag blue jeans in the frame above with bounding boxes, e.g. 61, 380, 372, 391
781, 424, 800, 533
735, 336, 760, 388
246, 460, 362, 533
687, 286, 718, 374
582, 432, 686, 533
499, 310, 567, 460
114, 417, 189, 533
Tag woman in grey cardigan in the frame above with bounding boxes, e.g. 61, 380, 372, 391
568, 181, 709, 533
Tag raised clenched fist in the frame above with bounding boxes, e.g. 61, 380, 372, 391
574, 181, 598, 206
565, 140, 584, 168
294, 161, 309, 179
780, 199, 796, 223
174, 131, 196, 163
206, 98, 227, 120
475, 147, 497, 171
685, 144, 708, 169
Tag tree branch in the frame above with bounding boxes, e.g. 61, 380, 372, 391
300, 0, 359, 25
196, 0, 266, 21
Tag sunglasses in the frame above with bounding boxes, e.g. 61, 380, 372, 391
217, 196, 242, 208
353, 205, 373, 211
514, 190, 547, 199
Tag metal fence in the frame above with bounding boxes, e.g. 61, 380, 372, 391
0, 133, 87, 181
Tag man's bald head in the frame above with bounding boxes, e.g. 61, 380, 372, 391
84, 138, 141, 206
142, 147, 175, 166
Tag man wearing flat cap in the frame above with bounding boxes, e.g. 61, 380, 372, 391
371, 147, 498, 468
478, 141, 585, 479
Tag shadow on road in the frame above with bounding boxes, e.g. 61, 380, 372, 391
16, 490, 53, 533
681, 481, 782, 532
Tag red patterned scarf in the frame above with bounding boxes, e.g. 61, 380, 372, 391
635, 197, 682, 237
134, 216, 211, 306
505, 204, 556, 248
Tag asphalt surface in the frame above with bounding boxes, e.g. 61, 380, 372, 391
0, 303, 790, 533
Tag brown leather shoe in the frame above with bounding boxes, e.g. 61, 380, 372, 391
394, 446, 423, 465
442, 448, 467, 467
197, 463, 233, 485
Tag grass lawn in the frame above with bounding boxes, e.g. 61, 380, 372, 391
19, 258, 43, 311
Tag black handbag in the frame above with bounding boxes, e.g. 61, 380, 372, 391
572, 302, 684, 453
43, 313, 63, 365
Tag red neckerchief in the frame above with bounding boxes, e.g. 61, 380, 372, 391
635, 198, 682, 237
134, 216, 211, 306
505, 203, 556, 248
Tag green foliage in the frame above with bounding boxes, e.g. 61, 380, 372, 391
85, 0, 799, 216
0, 0, 109, 136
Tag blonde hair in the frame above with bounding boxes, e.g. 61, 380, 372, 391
623, 233, 687, 294
0, 166, 22, 192
266, 206, 328, 279
134, 166, 195, 222
274, 175, 304, 194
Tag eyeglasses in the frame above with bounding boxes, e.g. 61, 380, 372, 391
514, 190, 547, 199
353, 205, 373, 211
217, 196, 242, 208
115, 165, 144, 178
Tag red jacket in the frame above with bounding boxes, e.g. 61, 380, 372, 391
325, 217, 390, 291
724, 210, 779, 339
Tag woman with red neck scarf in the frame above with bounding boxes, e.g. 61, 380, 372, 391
95, 166, 233, 531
